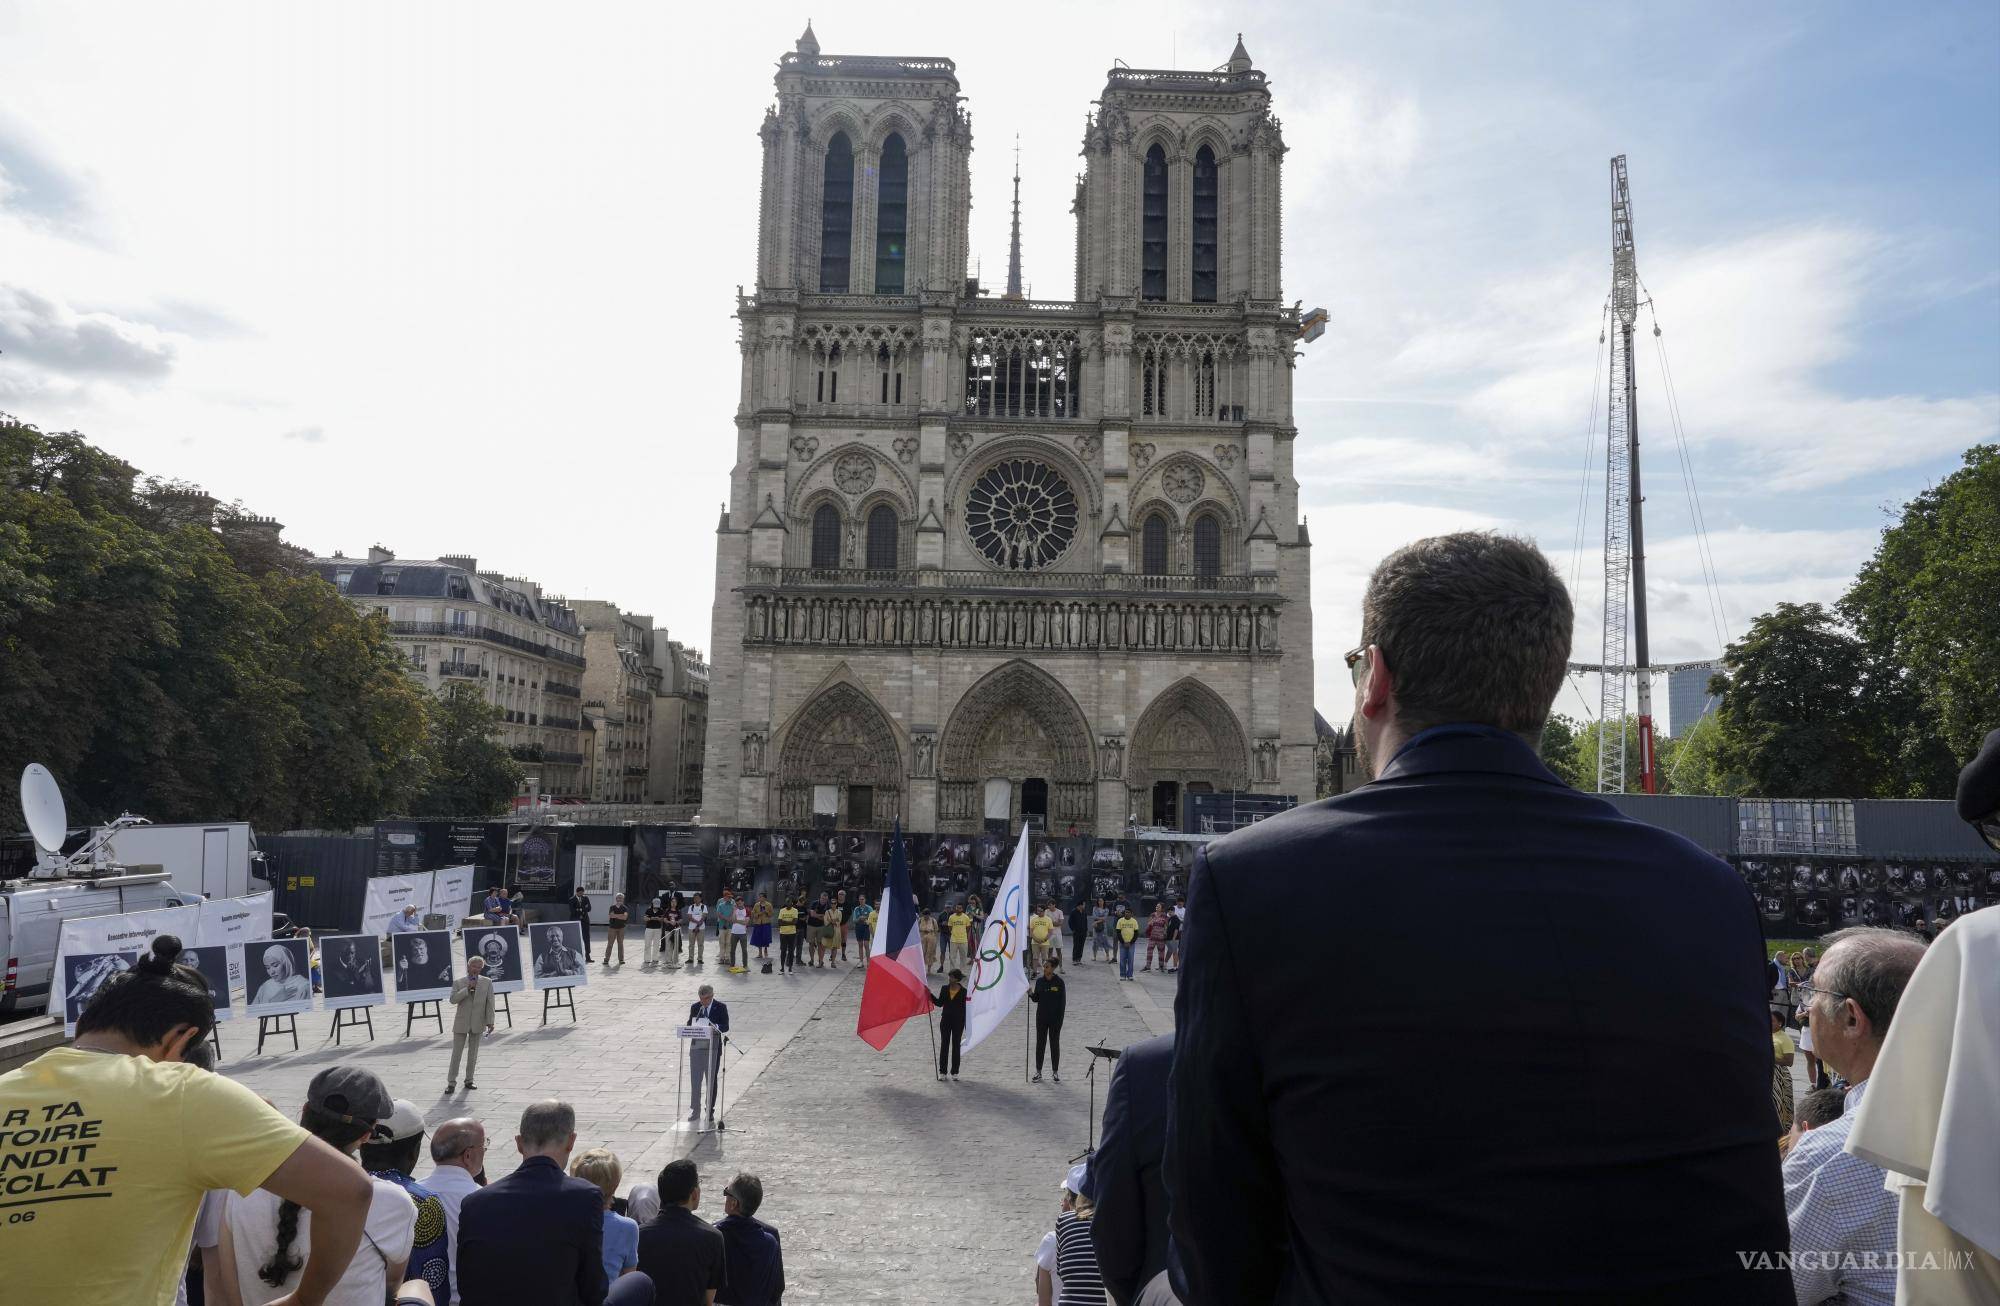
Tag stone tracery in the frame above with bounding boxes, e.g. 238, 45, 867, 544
773, 681, 903, 827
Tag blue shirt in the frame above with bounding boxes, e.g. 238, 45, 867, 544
601, 1210, 639, 1285
371, 1169, 452, 1304
387, 912, 420, 934
1783, 1079, 1896, 1306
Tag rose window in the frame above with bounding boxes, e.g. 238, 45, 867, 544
964, 458, 1079, 570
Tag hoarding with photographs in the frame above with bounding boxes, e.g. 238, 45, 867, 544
463, 925, 526, 994
176, 944, 235, 1022
195, 891, 272, 991
1730, 855, 1998, 935
391, 929, 456, 1002
320, 933, 387, 1010
530, 920, 588, 989
244, 937, 315, 1017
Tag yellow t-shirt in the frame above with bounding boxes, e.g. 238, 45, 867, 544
0, 1048, 308, 1305
1030, 915, 1052, 943
1772, 1030, 1796, 1061
947, 912, 972, 944
1116, 915, 1140, 943
778, 906, 799, 935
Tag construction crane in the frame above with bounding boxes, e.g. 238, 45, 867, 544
1598, 155, 1657, 794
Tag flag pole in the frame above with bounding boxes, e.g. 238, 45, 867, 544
927, 1005, 938, 1081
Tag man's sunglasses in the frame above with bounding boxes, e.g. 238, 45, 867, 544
1344, 645, 1370, 687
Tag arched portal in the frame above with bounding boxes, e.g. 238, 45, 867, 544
938, 660, 1095, 832
774, 681, 902, 828
1128, 677, 1250, 830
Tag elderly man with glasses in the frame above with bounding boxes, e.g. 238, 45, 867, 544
1782, 928, 1928, 1305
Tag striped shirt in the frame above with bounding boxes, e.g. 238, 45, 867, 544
1054, 1210, 1108, 1306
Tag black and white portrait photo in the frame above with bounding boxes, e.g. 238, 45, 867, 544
392, 929, 455, 1002
245, 937, 315, 1016
321, 933, 386, 1009
63, 951, 135, 1029
178, 945, 234, 1019
531, 920, 588, 988
464, 925, 525, 993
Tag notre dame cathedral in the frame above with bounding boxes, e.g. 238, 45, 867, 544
701, 24, 1315, 836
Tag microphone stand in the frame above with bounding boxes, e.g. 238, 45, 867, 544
1073, 1039, 1121, 1164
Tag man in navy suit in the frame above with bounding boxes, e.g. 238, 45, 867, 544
1088, 1032, 1175, 1305
457, 1099, 653, 1305
1166, 532, 1791, 1305
687, 985, 730, 1125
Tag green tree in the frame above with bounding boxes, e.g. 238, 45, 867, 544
0, 415, 430, 831
1537, 713, 1586, 788
1708, 603, 1876, 797
1567, 713, 1682, 793
1660, 712, 1745, 796
410, 682, 521, 817
1840, 444, 1999, 794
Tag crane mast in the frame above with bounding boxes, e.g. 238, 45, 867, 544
1598, 155, 1658, 794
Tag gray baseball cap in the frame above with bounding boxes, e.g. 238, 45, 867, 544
306, 1065, 394, 1127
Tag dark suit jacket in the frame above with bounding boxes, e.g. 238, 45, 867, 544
716, 1213, 785, 1305
1165, 725, 1792, 1305
1089, 1032, 1173, 1306
456, 1154, 608, 1306
688, 998, 730, 1035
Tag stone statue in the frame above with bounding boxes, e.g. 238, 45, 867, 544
914, 733, 935, 777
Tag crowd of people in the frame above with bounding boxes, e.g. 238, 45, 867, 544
0, 931, 786, 1305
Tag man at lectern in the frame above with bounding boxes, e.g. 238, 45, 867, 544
686, 984, 730, 1125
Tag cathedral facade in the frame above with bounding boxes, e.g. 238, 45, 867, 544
701, 26, 1315, 836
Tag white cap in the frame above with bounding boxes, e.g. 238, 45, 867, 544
1063, 1161, 1090, 1194
379, 1099, 427, 1143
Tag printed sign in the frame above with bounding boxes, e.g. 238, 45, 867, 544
243, 937, 315, 1017
529, 921, 588, 990
463, 926, 526, 994
320, 933, 387, 1011
431, 865, 477, 925
52, 903, 202, 1036
391, 929, 455, 1003
362, 872, 436, 935
196, 890, 273, 991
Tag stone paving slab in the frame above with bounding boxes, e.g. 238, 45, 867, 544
216, 930, 1173, 1304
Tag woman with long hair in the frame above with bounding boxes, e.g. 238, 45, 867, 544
1053, 1163, 1108, 1305
220, 1065, 417, 1305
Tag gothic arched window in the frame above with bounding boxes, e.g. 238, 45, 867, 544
1141, 513, 1170, 574
810, 503, 843, 569
820, 133, 854, 293
1193, 513, 1222, 577
865, 504, 898, 570
875, 133, 908, 295
1142, 144, 1168, 302
1192, 145, 1218, 303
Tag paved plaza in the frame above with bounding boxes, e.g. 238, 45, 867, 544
219, 930, 1178, 1304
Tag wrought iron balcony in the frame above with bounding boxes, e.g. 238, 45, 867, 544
624, 765, 649, 777
438, 663, 488, 679
388, 620, 585, 668
544, 751, 584, 766
544, 715, 581, 731
743, 564, 1277, 596
543, 681, 582, 698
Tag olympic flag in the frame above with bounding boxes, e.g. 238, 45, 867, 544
963, 825, 1031, 1052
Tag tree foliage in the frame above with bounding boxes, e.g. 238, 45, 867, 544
0, 416, 497, 831
1537, 714, 1587, 788
409, 683, 521, 818
1707, 447, 1999, 799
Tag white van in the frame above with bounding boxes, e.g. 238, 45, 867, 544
94, 822, 268, 901
0, 872, 198, 1016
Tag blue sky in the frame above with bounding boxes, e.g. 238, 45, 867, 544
1, 2, 1994, 725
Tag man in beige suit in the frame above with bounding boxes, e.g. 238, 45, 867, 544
447, 954, 496, 1093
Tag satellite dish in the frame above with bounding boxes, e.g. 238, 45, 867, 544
21, 764, 69, 854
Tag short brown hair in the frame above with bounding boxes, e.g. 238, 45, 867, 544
1360, 532, 1573, 736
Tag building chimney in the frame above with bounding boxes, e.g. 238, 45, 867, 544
439, 554, 479, 573
367, 544, 395, 564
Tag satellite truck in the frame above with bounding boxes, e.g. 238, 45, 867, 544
0, 764, 269, 1017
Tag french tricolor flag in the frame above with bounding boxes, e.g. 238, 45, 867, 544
856, 822, 934, 1050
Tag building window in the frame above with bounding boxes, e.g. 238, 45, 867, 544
1141, 348, 1162, 417
810, 503, 842, 568
1142, 513, 1169, 574
820, 132, 854, 293
865, 504, 898, 570
1192, 145, 1218, 302
335, 569, 353, 593
1142, 144, 1168, 302
875, 133, 908, 294
1193, 513, 1221, 577
1195, 351, 1216, 417
848, 785, 874, 826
